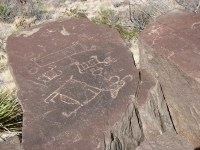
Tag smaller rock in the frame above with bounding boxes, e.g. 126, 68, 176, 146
0, 136, 21, 150
136, 132, 194, 150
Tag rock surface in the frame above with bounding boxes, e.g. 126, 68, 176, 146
139, 9, 200, 146
7, 18, 139, 150
137, 70, 175, 140
135, 132, 194, 150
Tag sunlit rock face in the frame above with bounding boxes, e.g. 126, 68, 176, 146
137, 69, 175, 140
139, 9, 200, 147
7, 18, 139, 150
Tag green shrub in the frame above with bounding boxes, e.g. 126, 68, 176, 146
0, 3, 13, 22
60, 0, 66, 3
0, 1, 49, 23
38, 2, 48, 14
62, 8, 87, 19
0, 63, 6, 70
0, 90, 22, 132
91, 9, 138, 41
91, 9, 117, 26
114, 25, 138, 41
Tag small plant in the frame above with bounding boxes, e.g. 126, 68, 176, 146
114, 25, 138, 41
0, 32, 7, 70
38, 2, 48, 14
91, 9, 114, 26
0, 2, 13, 22
0, 63, 6, 70
0, 0, 50, 24
91, 8, 138, 41
0, 32, 7, 53
60, 0, 66, 3
0, 90, 22, 133
0, 55, 6, 70
62, 8, 87, 19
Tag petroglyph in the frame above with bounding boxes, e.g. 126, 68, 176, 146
25, 63, 39, 74
37, 66, 62, 84
147, 25, 173, 45
167, 51, 174, 59
34, 44, 97, 67
16, 27, 41, 37
44, 76, 102, 104
103, 75, 133, 99
44, 74, 132, 117
61, 26, 70, 36
191, 21, 200, 29
75, 56, 116, 74
40, 29, 57, 37
24, 52, 34, 58
79, 33, 95, 40
36, 45, 47, 58
90, 67, 103, 76
46, 29, 55, 33
58, 129, 82, 144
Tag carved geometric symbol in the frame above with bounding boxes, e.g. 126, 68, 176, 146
44, 74, 132, 118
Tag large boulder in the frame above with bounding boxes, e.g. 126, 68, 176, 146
139, 9, 200, 146
7, 18, 139, 150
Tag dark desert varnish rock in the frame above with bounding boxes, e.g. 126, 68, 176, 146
7, 18, 139, 150
139, 9, 200, 147
136, 69, 175, 140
